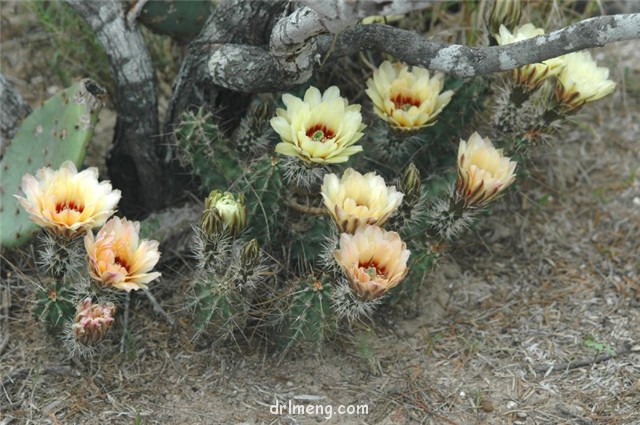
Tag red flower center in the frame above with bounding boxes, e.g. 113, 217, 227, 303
391, 94, 421, 111
359, 261, 387, 279
55, 200, 84, 214
306, 124, 335, 142
114, 256, 130, 273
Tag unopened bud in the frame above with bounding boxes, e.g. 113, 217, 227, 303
398, 163, 422, 207
201, 190, 247, 237
71, 298, 116, 346
488, 0, 521, 37
241, 239, 260, 270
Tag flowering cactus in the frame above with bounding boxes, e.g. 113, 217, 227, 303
495, 24, 565, 91
15, 161, 121, 237
365, 61, 453, 131
455, 132, 517, 208
270, 86, 365, 164
555, 51, 616, 109
334, 225, 410, 300
84, 217, 161, 292
321, 168, 404, 234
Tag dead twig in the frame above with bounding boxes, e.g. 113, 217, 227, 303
0, 285, 10, 355
533, 342, 640, 374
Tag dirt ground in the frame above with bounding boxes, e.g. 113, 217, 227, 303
2, 4, 640, 425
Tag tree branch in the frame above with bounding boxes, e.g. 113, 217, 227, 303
0, 73, 31, 158
209, 13, 640, 92
66, 0, 164, 216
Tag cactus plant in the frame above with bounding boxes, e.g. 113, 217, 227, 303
0, 79, 105, 247
132, 0, 215, 41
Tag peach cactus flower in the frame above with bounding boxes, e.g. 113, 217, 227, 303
84, 217, 161, 292
334, 225, 410, 300
365, 61, 454, 131
321, 168, 404, 234
15, 161, 120, 236
270, 86, 365, 164
455, 132, 517, 207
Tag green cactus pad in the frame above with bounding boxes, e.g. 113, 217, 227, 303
0, 79, 105, 248
135, 0, 214, 41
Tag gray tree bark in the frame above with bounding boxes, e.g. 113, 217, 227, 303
66, 0, 164, 217
209, 13, 640, 92
0, 73, 31, 158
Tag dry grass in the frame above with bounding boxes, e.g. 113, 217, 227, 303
2, 2, 640, 425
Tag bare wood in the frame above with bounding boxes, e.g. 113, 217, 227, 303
0, 73, 31, 157
66, 0, 164, 216
209, 13, 640, 92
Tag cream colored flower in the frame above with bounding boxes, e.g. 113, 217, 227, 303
495, 24, 564, 90
455, 132, 517, 207
71, 298, 116, 346
365, 61, 454, 131
270, 86, 365, 164
15, 161, 121, 236
555, 51, 616, 109
201, 190, 247, 237
487, 0, 521, 36
321, 168, 404, 234
334, 225, 410, 300
84, 217, 161, 292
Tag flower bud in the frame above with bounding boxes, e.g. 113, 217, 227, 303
488, 0, 521, 36
71, 298, 116, 346
201, 190, 247, 237
398, 163, 421, 207
241, 239, 260, 270
455, 132, 517, 208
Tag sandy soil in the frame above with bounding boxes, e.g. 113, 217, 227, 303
1, 4, 639, 425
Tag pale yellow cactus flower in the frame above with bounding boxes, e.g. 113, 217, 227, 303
334, 225, 410, 300
455, 132, 517, 207
85, 217, 161, 292
15, 160, 121, 236
555, 51, 616, 109
321, 168, 404, 234
270, 86, 365, 164
365, 60, 454, 131
495, 24, 565, 90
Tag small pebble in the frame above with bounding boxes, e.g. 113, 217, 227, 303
517, 412, 528, 419
506, 401, 517, 409
481, 399, 495, 412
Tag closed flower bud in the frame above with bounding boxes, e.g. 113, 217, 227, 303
71, 298, 116, 346
202, 190, 247, 237
398, 163, 422, 207
488, 0, 521, 36
241, 238, 260, 270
